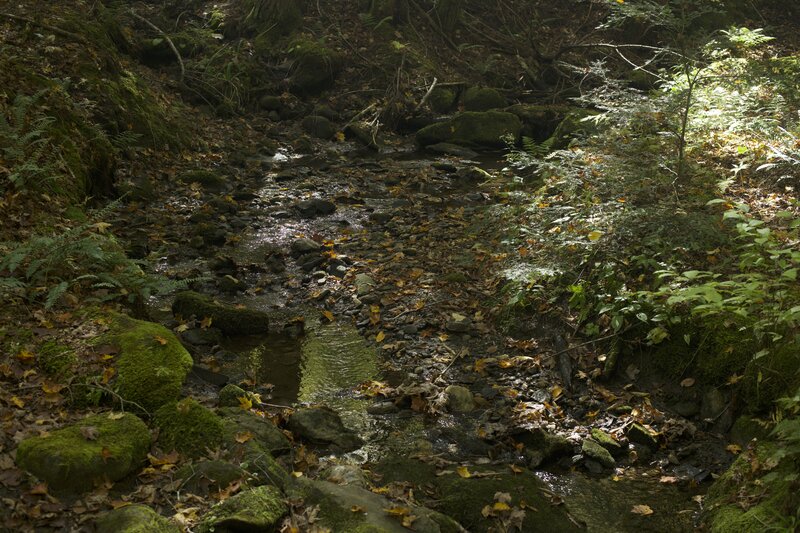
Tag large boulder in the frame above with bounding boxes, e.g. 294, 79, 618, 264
461, 86, 506, 111
15, 413, 150, 493
172, 291, 269, 335
416, 111, 522, 149
287, 407, 363, 451
106, 313, 194, 412
95, 505, 179, 533
302, 115, 336, 139
154, 398, 225, 458
198, 485, 288, 533
218, 407, 292, 455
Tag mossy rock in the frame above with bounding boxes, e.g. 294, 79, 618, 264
176, 460, 246, 495
431, 467, 581, 532
289, 39, 342, 95
428, 87, 458, 114
95, 505, 180, 533
172, 291, 270, 335
36, 340, 76, 377
179, 169, 227, 190
218, 407, 292, 455
416, 111, 521, 149
302, 115, 337, 139
704, 441, 799, 532
105, 313, 193, 413
154, 398, 225, 458
460, 87, 506, 111
15, 412, 150, 494
198, 485, 288, 533
550, 108, 602, 149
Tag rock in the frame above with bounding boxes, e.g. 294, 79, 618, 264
217, 384, 257, 408
290, 237, 322, 256
445, 385, 475, 413
416, 111, 522, 149
181, 327, 223, 346
428, 86, 457, 113
445, 314, 472, 333
176, 460, 246, 495
461, 86, 506, 111
179, 169, 226, 190
172, 291, 269, 335
104, 313, 193, 412
512, 428, 574, 466
289, 40, 341, 94
344, 123, 379, 149
425, 142, 479, 158
551, 108, 602, 149
154, 398, 225, 458
295, 198, 336, 217
95, 505, 179, 533
218, 408, 292, 455
581, 438, 616, 468
198, 485, 287, 533
217, 275, 247, 293
324, 464, 369, 488
287, 407, 363, 451
626, 423, 658, 450
729, 415, 770, 447
16, 413, 150, 493
368, 211, 393, 224
302, 115, 336, 139
701, 388, 728, 421
590, 428, 624, 457
259, 95, 284, 112
354, 273, 376, 296
367, 400, 399, 415
288, 477, 455, 532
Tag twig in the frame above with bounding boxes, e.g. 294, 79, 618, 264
0, 12, 88, 43
413, 77, 438, 114
130, 9, 185, 83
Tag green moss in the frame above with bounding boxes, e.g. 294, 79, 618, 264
172, 291, 270, 335
288, 39, 342, 95
37, 340, 77, 377
227, 0, 303, 39
179, 170, 227, 189
198, 485, 288, 533
460, 87, 506, 111
95, 505, 180, 533
15, 413, 150, 493
429, 87, 457, 114
176, 460, 246, 494
416, 111, 522, 148
154, 398, 225, 458
106, 313, 193, 413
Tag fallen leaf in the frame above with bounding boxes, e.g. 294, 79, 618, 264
200, 316, 213, 329
493, 502, 511, 511
321, 310, 335, 322
235, 431, 254, 444
108, 412, 125, 420
80, 426, 99, 441
9, 396, 25, 408
16, 349, 35, 363
456, 466, 472, 479
101, 366, 116, 384
726, 444, 742, 454
680, 377, 695, 388
153, 335, 168, 346
351, 505, 366, 513
237, 396, 253, 410
588, 230, 603, 242
384, 506, 412, 517
402, 514, 418, 528
631, 504, 654, 516
376, 331, 386, 343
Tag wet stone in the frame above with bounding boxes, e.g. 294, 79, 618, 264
181, 327, 223, 346
290, 238, 322, 256
445, 385, 475, 413
581, 438, 616, 468
627, 423, 658, 450
287, 407, 363, 451
296, 198, 336, 217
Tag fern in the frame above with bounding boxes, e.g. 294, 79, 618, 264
522, 136, 555, 158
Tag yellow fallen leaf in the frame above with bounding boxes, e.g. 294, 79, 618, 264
493, 502, 511, 512
10, 396, 25, 408
631, 504, 653, 516
588, 230, 604, 242
456, 466, 472, 478
551, 385, 563, 399
322, 310, 335, 322
16, 349, 35, 363
402, 515, 418, 528
238, 396, 253, 410
351, 505, 366, 513
235, 431, 254, 443
200, 316, 213, 329
291, 471, 304, 478
384, 506, 412, 517
376, 331, 386, 343
175, 323, 189, 333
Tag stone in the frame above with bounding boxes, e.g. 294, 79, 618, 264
104, 313, 193, 412
512, 428, 574, 465
368, 211, 393, 224
551, 108, 602, 149
445, 315, 472, 333
176, 460, 246, 495
296, 198, 336, 217
324, 464, 369, 488
302, 115, 336, 139
701, 388, 728, 421
259, 95, 284, 112
290, 237, 322, 256
590, 428, 624, 457
154, 398, 225, 458
289, 40, 341, 94
461, 86, 506, 111
16, 413, 150, 494
626, 423, 658, 450
172, 291, 269, 335
198, 485, 287, 533
217, 384, 257, 408
445, 385, 475, 413
354, 273, 376, 296
581, 438, 615, 468
218, 275, 247, 293
179, 170, 226, 190
344, 123, 379, 149
218, 408, 292, 455
287, 407, 363, 451
425, 142, 479, 158
428, 86, 457, 113
416, 111, 522, 149
95, 505, 179, 533
367, 401, 399, 415
181, 327, 223, 346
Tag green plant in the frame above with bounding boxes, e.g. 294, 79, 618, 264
0, 90, 59, 193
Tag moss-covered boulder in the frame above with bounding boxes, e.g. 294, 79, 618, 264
219, 407, 292, 455
154, 398, 225, 458
302, 114, 337, 139
287, 477, 459, 532
176, 460, 247, 495
105, 313, 193, 413
428, 86, 458, 114
704, 441, 799, 532
198, 485, 288, 533
179, 169, 227, 190
95, 505, 179, 533
416, 111, 522, 149
172, 291, 269, 335
15, 413, 150, 494
461, 87, 506, 111
36, 340, 76, 377
289, 40, 342, 95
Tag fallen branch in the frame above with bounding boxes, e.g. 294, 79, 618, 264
130, 9, 185, 83
0, 12, 88, 43
413, 76, 437, 114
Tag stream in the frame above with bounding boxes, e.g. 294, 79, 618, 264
135, 141, 713, 532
